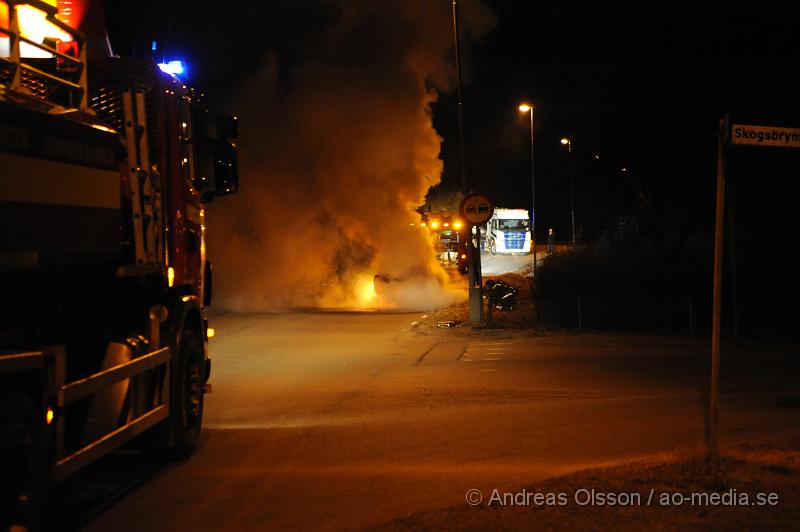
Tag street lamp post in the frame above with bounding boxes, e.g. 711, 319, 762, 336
561, 137, 576, 248
452, 0, 484, 324
519, 104, 536, 275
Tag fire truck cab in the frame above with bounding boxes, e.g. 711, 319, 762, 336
486, 208, 532, 255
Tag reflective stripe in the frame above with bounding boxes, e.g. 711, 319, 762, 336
0, 151, 120, 209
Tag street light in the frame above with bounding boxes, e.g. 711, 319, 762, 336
518, 103, 536, 275
452, 0, 483, 324
560, 137, 576, 248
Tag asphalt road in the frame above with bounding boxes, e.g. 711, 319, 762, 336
479, 251, 535, 275
55, 312, 800, 531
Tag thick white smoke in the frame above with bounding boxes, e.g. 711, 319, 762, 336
207, 0, 495, 311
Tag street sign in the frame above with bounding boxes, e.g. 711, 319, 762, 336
459, 192, 494, 225
709, 116, 800, 464
731, 124, 800, 148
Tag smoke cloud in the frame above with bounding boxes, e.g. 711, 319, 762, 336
207, 0, 495, 311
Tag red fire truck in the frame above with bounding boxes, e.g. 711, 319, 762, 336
0, 1, 238, 527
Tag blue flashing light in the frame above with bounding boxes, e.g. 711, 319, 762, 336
157, 60, 186, 77
152, 40, 158, 51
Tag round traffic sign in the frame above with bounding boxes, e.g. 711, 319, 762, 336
459, 192, 494, 225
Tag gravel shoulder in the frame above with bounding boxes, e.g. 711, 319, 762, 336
375, 440, 800, 531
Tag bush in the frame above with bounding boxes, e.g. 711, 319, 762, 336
534, 248, 711, 332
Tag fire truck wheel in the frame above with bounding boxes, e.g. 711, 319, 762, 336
172, 330, 205, 457
0, 392, 46, 532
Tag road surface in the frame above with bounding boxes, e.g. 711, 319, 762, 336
54, 311, 800, 530
479, 251, 534, 275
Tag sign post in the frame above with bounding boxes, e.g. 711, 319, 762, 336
710, 115, 729, 463
709, 118, 800, 463
460, 192, 494, 325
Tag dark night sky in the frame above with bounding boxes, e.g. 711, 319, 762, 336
105, 1, 800, 246
440, 1, 800, 244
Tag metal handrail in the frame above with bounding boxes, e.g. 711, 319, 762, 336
1, 0, 88, 110
13, 0, 56, 15
5, 0, 85, 42
0, 350, 43, 374
58, 346, 170, 407
18, 34, 83, 66
53, 405, 169, 482
19, 61, 82, 90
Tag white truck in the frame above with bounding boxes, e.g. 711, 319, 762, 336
486, 208, 532, 255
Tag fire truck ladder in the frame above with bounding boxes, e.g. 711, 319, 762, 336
122, 90, 164, 267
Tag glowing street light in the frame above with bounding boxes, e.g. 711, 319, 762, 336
518, 103, 537, 274
560, 137, 576, 248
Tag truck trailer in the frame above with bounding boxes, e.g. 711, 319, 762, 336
0, 1, 238, 528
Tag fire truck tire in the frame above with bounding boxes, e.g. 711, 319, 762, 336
171, 330, 205, 457
0, 392, 46, 532
139, 329, 205, 460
